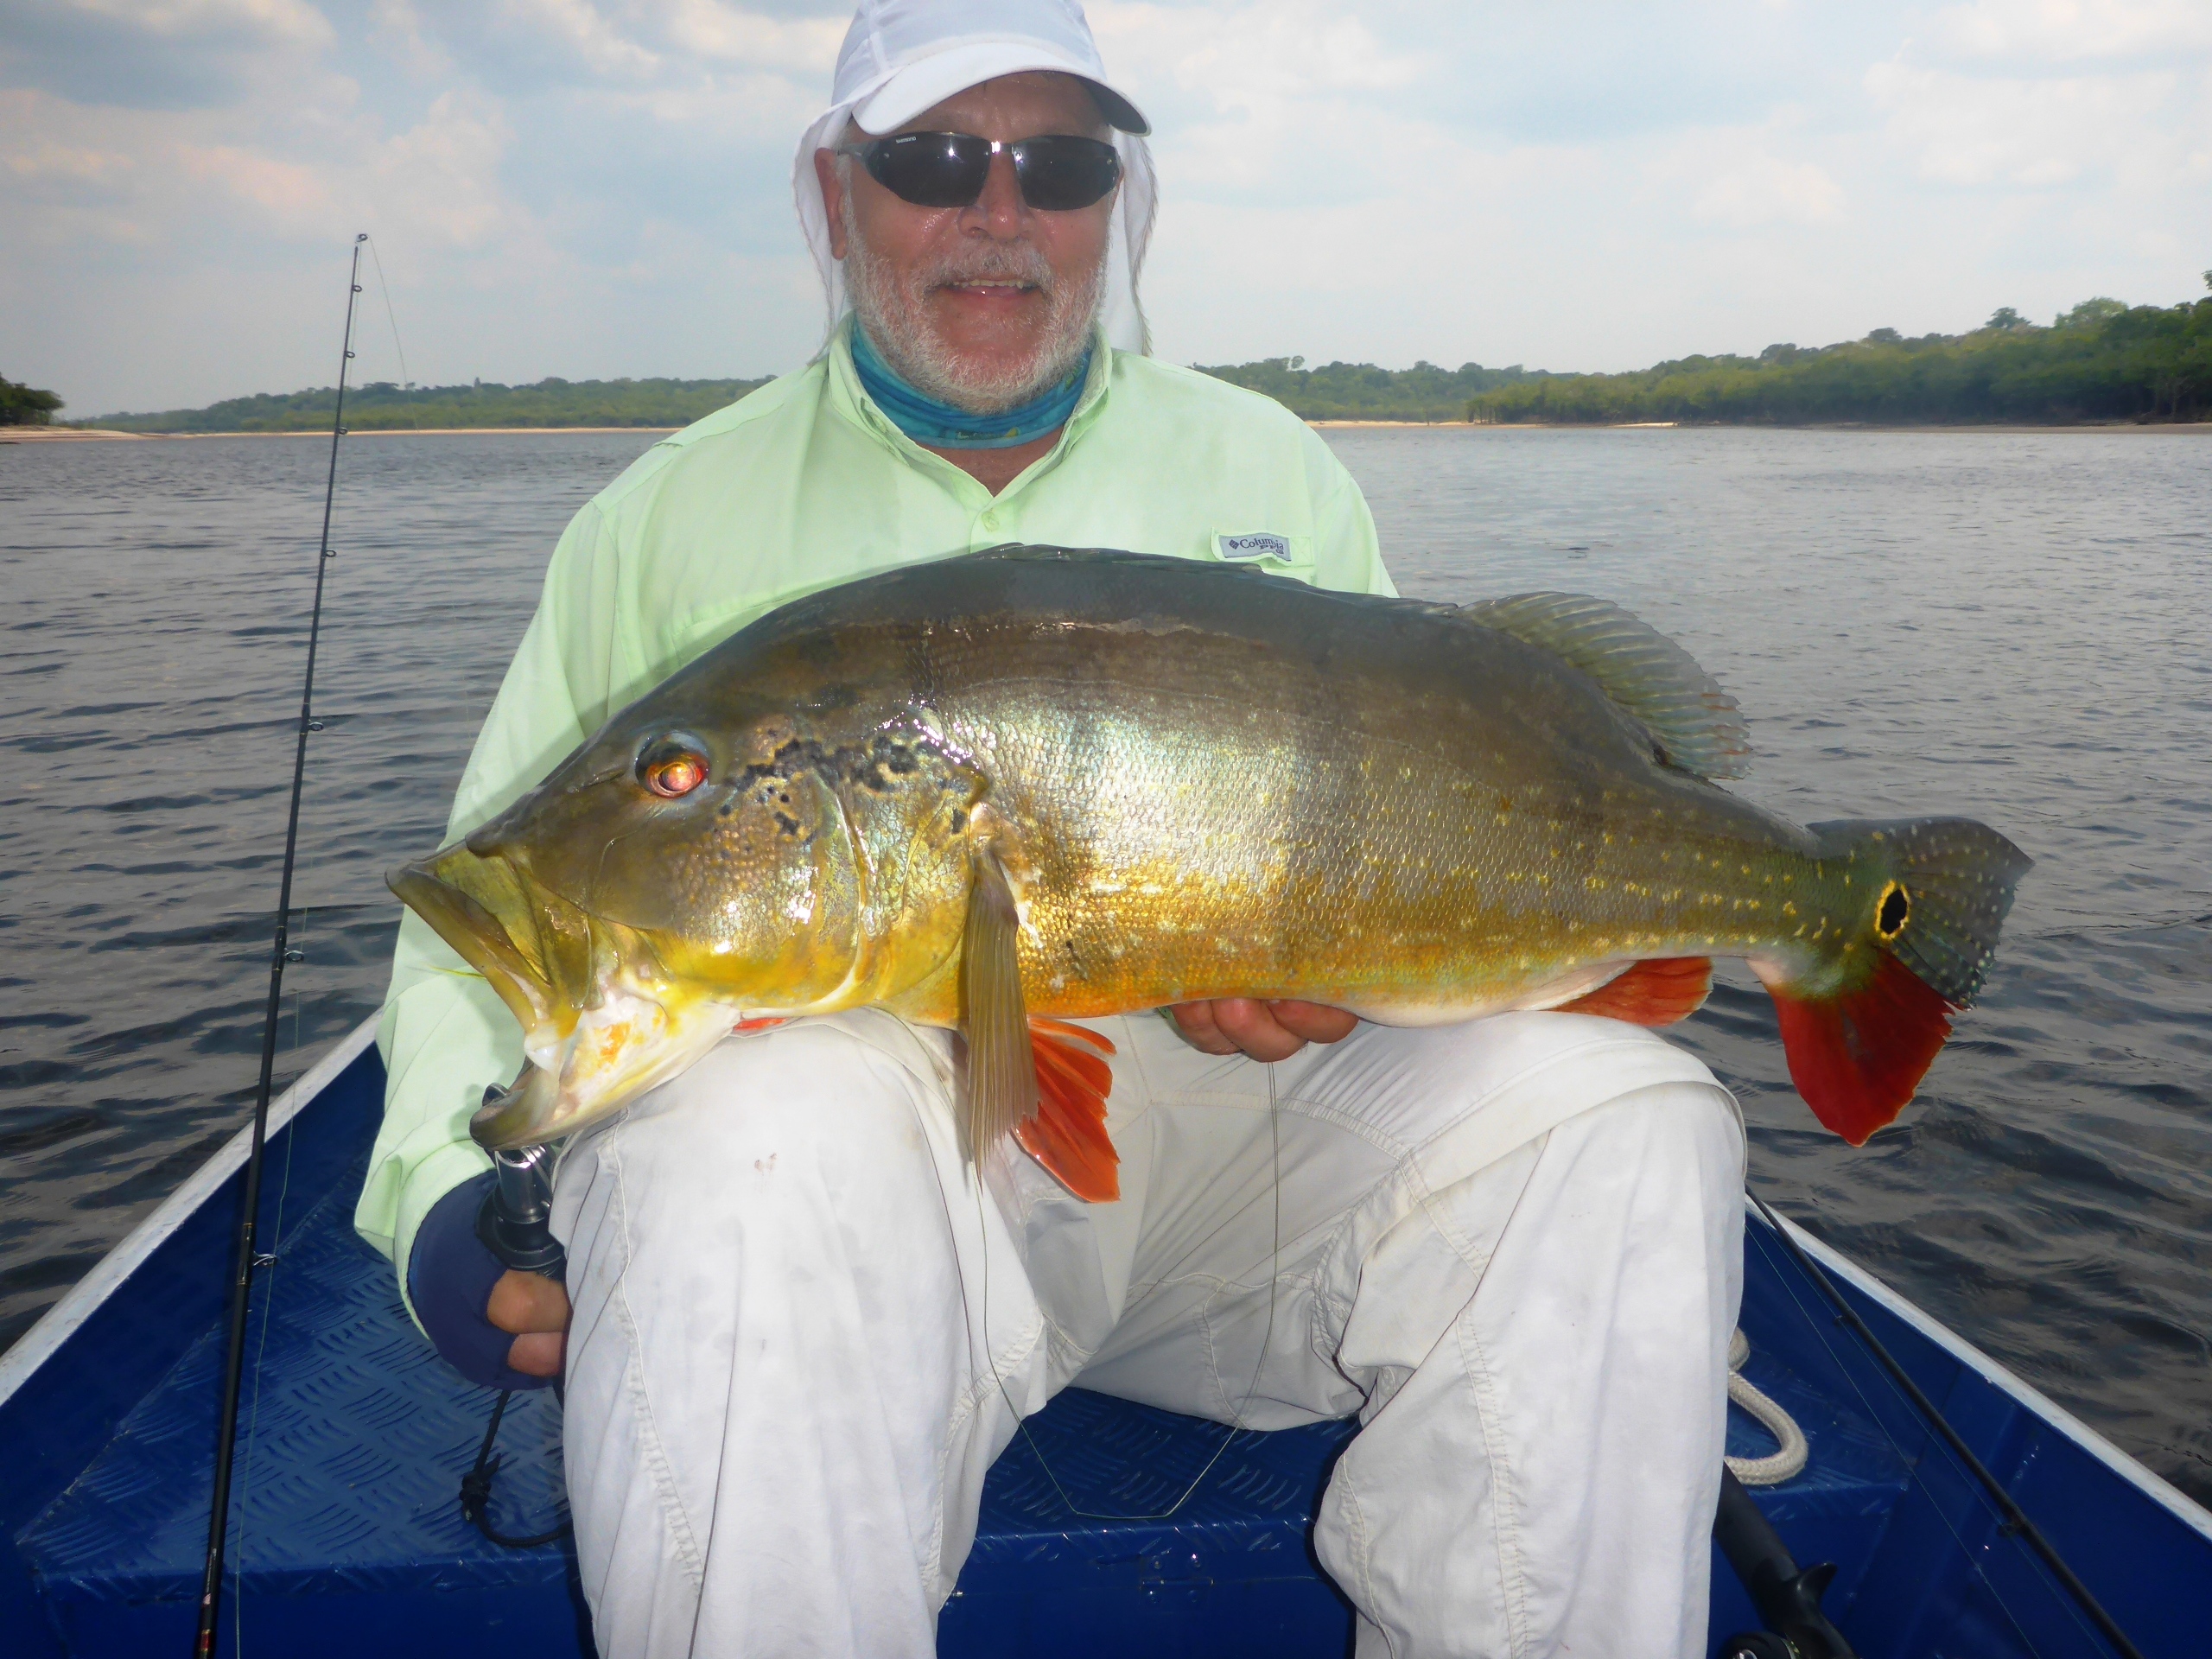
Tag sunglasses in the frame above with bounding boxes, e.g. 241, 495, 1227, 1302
841, 132, 1122, 213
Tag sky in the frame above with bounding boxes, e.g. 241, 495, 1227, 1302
3, 0, 2208, 416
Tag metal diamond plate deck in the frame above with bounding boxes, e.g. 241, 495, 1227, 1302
15, 1089, 1907, 1659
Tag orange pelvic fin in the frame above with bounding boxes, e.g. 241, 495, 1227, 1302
1012, 1018, 1121, 1202
732, 1016, 789, 1034
1767, 953, 1955, 1146
1560, 957, 1713, 1027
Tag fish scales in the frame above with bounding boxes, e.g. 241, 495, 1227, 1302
391, 546, 2029, 1182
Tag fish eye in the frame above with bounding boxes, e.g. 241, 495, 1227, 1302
639, 736, 710, 799
1876, 880, 1910, 939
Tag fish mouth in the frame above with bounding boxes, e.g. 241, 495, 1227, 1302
388, 848, 569, 1037
387, 845, 739, 1150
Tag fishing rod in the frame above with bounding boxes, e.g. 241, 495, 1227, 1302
1747, 1190, 2145, 1659
193, 232, 367, 1657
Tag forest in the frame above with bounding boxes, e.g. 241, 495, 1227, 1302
1193, 356, 1529, 422
70, 284, 2212, 431
1465, 291, 2212, 426
90, 376, 773, 433
1, 373, 63, 425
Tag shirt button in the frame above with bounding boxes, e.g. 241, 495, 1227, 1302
980, 511, 1001, 531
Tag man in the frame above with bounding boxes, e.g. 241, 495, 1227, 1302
359, 3, 1746, 1654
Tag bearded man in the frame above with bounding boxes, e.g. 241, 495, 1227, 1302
359, 3, 1747, 1655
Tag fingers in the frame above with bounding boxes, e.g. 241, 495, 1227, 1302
1169, 999, 1361, 1060
1206, 997, 1313, 1061
487, 1268, 571, 1335
1268, 999, 1359, 1045
490, 1269, 570, 1379
507, 1332, 565, 1378
1168, 1000, 1242, 1055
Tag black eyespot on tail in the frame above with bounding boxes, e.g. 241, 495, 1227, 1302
1877, 881, 1910, 940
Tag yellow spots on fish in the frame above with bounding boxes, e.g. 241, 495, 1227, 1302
1783, 900, 1798, 918
1585, 875, 1607, 892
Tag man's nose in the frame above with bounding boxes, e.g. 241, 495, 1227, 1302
962, 149, 1026, 238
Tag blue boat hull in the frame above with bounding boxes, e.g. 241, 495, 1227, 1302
1, 1024, 2204, 1657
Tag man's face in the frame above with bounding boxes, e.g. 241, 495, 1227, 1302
818, 72, 1116, 414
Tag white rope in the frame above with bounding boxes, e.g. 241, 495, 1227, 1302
1726, 1327, 1808, 1486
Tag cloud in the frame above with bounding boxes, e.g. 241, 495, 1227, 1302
0, 0, 333, 109
1692, 152, 1847, 228
3, 0, 2208, 415
498, 0, 662, 79
1925, 0, 2212, 64
660, 0, 845, 71
1868, 58, 2208, 193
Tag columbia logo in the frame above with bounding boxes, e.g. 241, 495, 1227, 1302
1217, 533, 1291, 562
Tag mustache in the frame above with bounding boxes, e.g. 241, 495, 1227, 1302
917, 242, 1056, 292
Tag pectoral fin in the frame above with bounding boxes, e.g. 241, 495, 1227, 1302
962, 848, 1039, 1163
1560, 957, 1713, 1026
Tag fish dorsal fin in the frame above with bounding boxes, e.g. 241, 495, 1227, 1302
1460, 593, 1751, 779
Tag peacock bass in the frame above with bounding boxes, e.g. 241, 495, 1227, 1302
390, 547, 2030, 1200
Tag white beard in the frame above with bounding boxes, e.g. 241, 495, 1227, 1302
841, 187, 1104, 416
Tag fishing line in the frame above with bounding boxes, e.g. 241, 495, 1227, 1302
1747, 1190, 2142, 1659
194, 233, 365, 1659
962, 1054, 1283, 1525
363, 235, 410, 391
1740, 1216, 2056, 1659
1745, 1196, 2133, 1659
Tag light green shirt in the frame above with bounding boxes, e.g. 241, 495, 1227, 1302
354, 323, 1396, 1313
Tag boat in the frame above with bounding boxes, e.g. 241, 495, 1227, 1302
0, 1016, 2204, 1657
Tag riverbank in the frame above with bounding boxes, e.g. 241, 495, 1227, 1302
7, 425, 686, 441
16, 418, 2210, 442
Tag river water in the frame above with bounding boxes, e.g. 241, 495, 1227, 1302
3, 424, 2207, 1506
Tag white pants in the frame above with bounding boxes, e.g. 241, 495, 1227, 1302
550, 1009, 1745, 1659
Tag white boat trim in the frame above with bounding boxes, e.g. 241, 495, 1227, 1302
1748, 1197, 2212, 1542
0, 1016, 382, 1411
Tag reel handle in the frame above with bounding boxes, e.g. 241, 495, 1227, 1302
474, 1086, 567, 1277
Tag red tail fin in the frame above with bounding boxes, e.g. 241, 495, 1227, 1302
1013, 1018, 1121, 1201
1560, 957, 1713, 1027
1767, 955, 1955, 1145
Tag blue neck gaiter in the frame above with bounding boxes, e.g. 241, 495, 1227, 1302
849, 321, 1091, 450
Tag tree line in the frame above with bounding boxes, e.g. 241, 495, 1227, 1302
2, 373, 63, 426
89, 376, 774, 433
54, 283, 2212, 432
1465, 287, 2212, 426
1192, 357, 1531, 422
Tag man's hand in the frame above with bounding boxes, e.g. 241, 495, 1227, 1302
488, 1269, 571, 1379
1169, 998, 1357, 1061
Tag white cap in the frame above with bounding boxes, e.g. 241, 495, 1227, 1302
838, 0, 1148, 136
792, 0, 1158, 353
